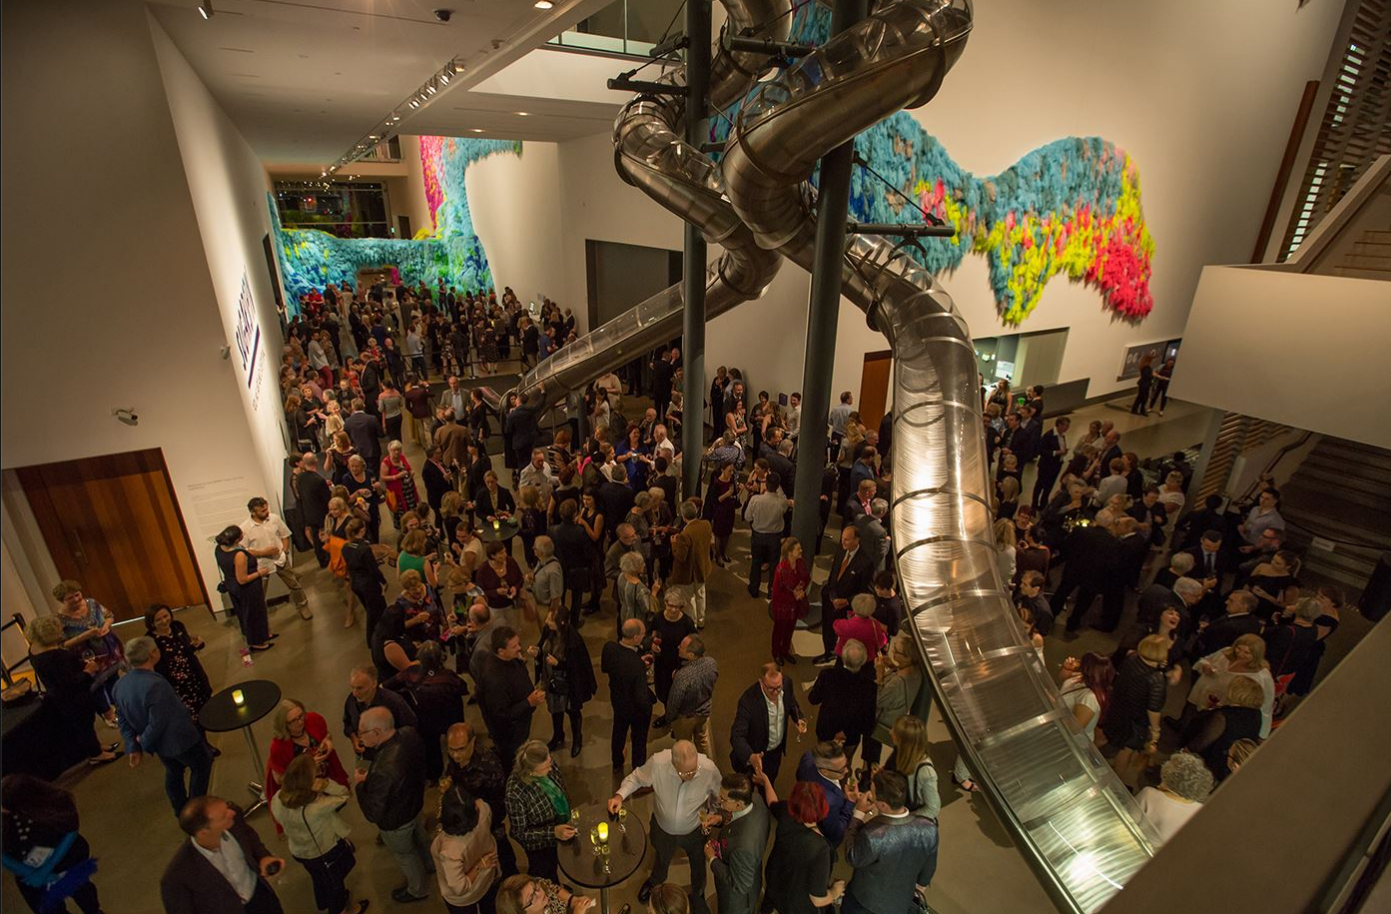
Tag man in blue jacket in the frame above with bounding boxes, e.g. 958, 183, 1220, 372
112, 636, 215, 815
796, 741, 857, 848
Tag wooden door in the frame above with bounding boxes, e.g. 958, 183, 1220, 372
859, 350, 893, 432
17, 449, 207, 621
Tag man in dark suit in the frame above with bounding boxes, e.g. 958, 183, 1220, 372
651, 347, 677, 424
161, 796, 285, 914
766, 439, 796, 497
1137, 576, 1204, 642
1032, 417, 1071, 509
1183, 529, 1231, 620
814, 526, 875, 665
602, 618, 655, 772
476, 627, 544, 766
1012, 404, 1043, 466
550, 500, 595, 622
297, 451, 332, 568
729, 663, 805, 781
1055, 522, 1124, 632
345, 400, 382, 470
996, 413, 1021, 467
1194, 590, 1263, 657
599, 466, 637, 535
707, 772, 772, 914
359, 356, 382, 417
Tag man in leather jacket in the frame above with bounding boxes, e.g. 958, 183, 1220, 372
355, 707, 432, 904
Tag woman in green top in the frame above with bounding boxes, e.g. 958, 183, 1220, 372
396, 529, 438, 588
504, 741, 577, 882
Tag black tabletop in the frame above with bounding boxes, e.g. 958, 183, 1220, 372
477, 518, 521, 543
557, 805, 648, 889
200, 680, 282, 733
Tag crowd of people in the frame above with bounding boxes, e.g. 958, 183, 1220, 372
7, 279, 1342, 914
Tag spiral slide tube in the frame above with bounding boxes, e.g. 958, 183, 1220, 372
719, 2, 1161, 911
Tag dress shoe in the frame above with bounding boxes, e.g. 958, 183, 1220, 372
747, 586, 760, 599
812, 653, 835, 666
638, 883, 654, 904
783, 654, 798, 665
391, 888, 429, 904
548, 736, 564, 750
571, 742, 583, 758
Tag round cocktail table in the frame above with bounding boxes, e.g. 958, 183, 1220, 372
200, 679, 281, 814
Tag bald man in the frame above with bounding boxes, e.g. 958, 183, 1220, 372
610, 740, 721, 913
354, 707, 431, 904
602, 619, 655, 772
729, 663, 806, 780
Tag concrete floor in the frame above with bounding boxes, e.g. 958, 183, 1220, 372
2, 394, 1245, 914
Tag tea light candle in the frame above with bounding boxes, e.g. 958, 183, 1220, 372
492, 518, 500, 531
232, 688, 245, 707
597, 821, 609, 844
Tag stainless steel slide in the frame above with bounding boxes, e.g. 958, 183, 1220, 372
721, 2, 1160, 912
513, 0, 1161, 911
508, 0, 790, 408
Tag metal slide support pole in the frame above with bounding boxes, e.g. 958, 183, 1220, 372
789, 0, 868, 554
682, 0, 712, 501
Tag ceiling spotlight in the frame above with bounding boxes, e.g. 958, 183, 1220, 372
453, 60, 466, 73
426, 84, 437, 95
534, 0, 554, 8
516, 111, 530, 116
440, 71, 451, 85
472, 128, 484, 133
409, 98, 421, 108
198, 1, 214, 19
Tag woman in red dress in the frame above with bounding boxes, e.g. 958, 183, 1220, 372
770, 536, 810, 666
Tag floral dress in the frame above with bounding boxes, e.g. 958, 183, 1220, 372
151, 620, 213, 723
59, 599, 126, 704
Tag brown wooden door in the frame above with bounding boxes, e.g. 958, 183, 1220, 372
16, 449, 207, 621
859, 350, 893, 432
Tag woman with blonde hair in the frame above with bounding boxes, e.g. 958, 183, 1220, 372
1225, 738, 1258, 776
1103, 633, 1172, 788
25, 615, 121, 766
994, 517, 1018, 582
1188, 632, 1275, 736
503, 740, 575, 881
270, 754, 367, 914
889, 715, 939, 820
868, 633, 922, 766
494, 873, 595, 914
1185, 675, 1264, 780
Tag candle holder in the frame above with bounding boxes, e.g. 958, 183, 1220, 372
232, 688, 245, 707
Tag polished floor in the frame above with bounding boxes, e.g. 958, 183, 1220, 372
2, 394, 1297, 914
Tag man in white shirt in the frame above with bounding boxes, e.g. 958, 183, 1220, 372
240, 497, 312, 620
828, 391, 854, 438
517, 448, 555, 504
161, 795, 285, 914
785, 393, 802, 441
609, 740, 721, 914
653, 424, 677, 464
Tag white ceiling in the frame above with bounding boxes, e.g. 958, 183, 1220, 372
149, 0, 622, 166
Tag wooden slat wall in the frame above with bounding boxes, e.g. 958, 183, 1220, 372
1280, 0, 1391, 260
1198, 413, 1292, 500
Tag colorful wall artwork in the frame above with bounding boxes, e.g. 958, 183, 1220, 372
269, 136, 520, 311
711, 2, 1155, 326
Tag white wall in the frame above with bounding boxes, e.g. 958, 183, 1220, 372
468, 142, 568, 303
465, 0, 1345, 406
0, 0, 280, 603
1169, 266, 1391, 448
150, 14, 287, 515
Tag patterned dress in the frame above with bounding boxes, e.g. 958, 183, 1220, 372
150, 620, 213, 723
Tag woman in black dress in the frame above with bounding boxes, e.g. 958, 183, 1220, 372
536, 609, 596, 757
215, 525, 275, 651
1102, 634, 1171, 789
1184, 675, 1264, 781
468, 388, 492, 444
2, 775, 106, 914
24, 617, 120, 768
1131, 352, 1155, 415
702, 461, 739, 566
144, 605, 212, 723
342, 517, 388, 648
649, 594, 696, 729
756, 776, 843, 914
577, 490, 607, 614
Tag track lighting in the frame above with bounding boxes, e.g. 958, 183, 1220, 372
198, 1, 214, 19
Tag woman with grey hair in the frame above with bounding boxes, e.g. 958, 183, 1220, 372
1136, 750, 1214, 843
25, 615, 121, 766
623, 492, 653, 560
616, 551, 655, 634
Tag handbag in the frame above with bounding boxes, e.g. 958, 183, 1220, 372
384, 488, 400, 514
301, 806, 356, 880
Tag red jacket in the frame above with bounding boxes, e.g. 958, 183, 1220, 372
266, 711, 350, 829
770, 559, 810, 621
833, 614, 889, 660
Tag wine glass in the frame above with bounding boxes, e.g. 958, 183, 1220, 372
617, 805, 628, 834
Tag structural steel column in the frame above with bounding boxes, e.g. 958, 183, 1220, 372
682, 0, 712, 501
790, 0, 868, 553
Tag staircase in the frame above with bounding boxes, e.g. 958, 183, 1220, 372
1330, 228, 1391, 280
1278, 436, 1391, 597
